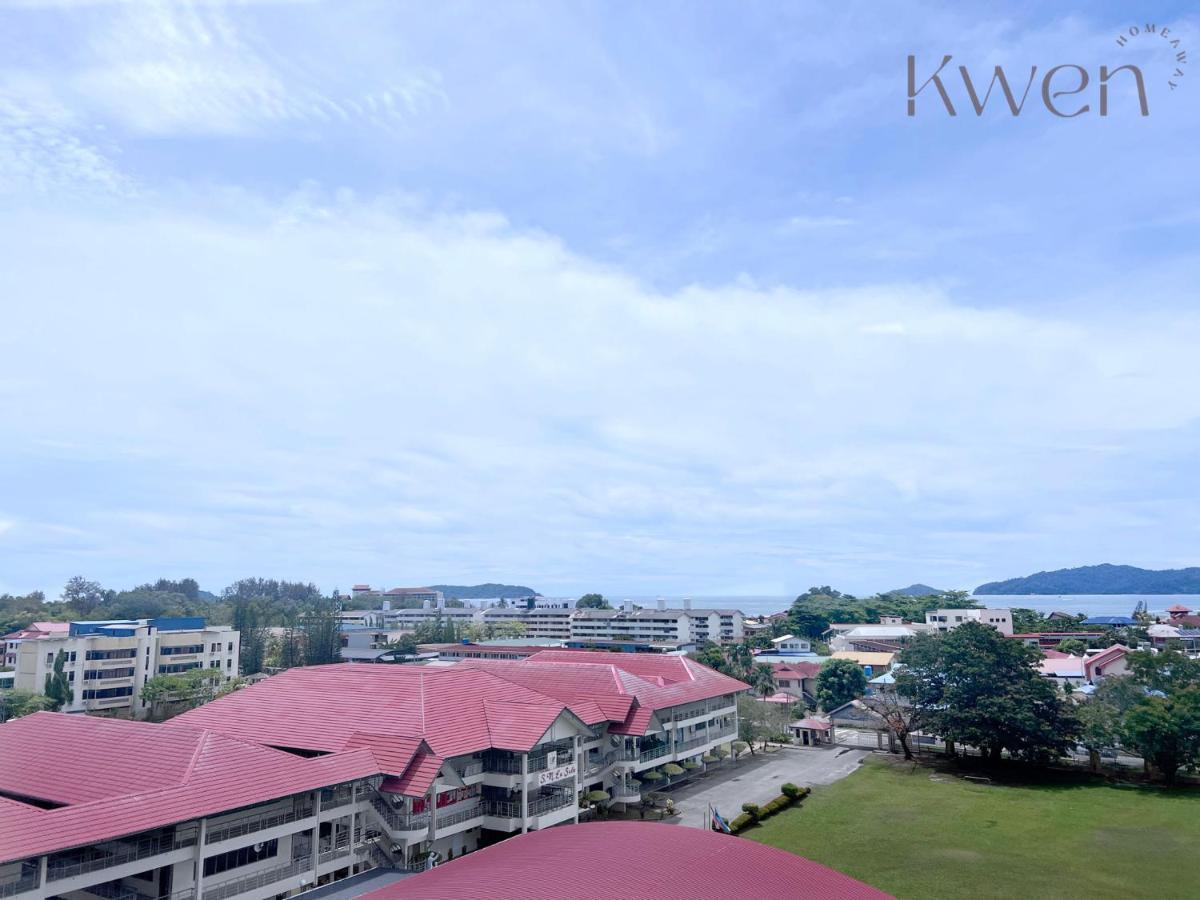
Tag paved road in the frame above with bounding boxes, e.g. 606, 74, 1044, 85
655, 745, 868, 829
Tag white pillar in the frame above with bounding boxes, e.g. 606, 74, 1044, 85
520, 754, 529, 833
194, 818, 207, 900
573, 735, 581, 823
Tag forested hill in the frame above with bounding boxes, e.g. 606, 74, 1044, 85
431, 583, 538, 599
975, 564, 1200, 595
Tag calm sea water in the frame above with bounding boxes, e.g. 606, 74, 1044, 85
625, 595, 1200, 619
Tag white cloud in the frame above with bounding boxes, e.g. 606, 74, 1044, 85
2, 187, 1199, 594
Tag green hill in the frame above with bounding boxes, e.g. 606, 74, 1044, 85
975, 564, 1200, 595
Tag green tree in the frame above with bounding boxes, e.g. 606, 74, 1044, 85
816, 658, 867, 711
576, 594, 611, 609
63, 576, 105, 617
300, 598, 342, 665
751, 663, 777, 699
231, 596, 268, 675
0, 690, 55, 722
43, 650, 72, 710
1122, 689, 1200, 785
898, 621, 1079, 764
1057, 639, 1087, 656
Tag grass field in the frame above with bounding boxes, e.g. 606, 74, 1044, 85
745, 756, 1200, 899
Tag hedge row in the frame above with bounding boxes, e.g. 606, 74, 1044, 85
725, 783, 811, 834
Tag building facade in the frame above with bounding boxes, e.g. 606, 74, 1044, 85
924, 608, 1014, 636
11, 618, 240, 717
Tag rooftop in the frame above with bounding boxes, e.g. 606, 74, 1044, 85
359, 822, 889, 899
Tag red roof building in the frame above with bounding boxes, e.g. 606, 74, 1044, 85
0, 653, 748, 900
361, 822, 890, 899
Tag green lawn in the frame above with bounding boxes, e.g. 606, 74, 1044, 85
745, 757, 1200, 899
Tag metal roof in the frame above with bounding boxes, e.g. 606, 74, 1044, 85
359, 822, 890, 899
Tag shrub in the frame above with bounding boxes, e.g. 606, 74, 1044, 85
729, 813, 753, 832
781, 782, 801, 799
741, 802, 761, 819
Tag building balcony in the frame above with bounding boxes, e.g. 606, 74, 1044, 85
368, 797, 429, 834
0, 872, 37, 898
319, 786, 354, 811
206, 802, 314, 845
204, 855, 312, 900
611, 783, 641, 802
638, 743, 671, 764
434, 802, 484, 831
47, 830, 198, 882
455, 760, 484, 778
484, 790, 574, 820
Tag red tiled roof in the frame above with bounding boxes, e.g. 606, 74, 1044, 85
0, 713, 378, 863
361, 822, 891, 899
175, 664, 576, 761
771, 661, 822, 678
1166, 604, 1192, 612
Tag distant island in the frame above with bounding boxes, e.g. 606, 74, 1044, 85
431, 583, 538, 600
883, 583, 944, 597
975, 564, 1200, 595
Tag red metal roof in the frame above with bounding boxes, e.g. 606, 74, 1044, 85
361, 822, 891, 899
0, 713, 379, 863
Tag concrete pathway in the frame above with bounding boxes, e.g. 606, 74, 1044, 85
655, 745, 868, 828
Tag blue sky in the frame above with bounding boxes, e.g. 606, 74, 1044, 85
1, 1, 1198, 599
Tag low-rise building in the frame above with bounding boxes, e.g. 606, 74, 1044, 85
11, 617, 239, 717
830, 651, 895, 678
0, 652, 747, 900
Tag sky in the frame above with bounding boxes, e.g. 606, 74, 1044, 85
1, 1, 1199, 599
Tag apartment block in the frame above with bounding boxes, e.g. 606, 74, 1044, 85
12, 617, 240, 717
924, 608, 1014, 636
0, 651, 746, 900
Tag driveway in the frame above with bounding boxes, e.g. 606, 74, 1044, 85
654, 745, 868, 829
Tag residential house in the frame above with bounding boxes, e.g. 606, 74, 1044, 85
830, 651, 895, 679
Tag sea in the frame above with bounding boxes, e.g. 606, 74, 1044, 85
623, 595, 1200, 619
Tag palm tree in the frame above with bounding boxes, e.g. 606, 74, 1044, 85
751, 663, 777, 699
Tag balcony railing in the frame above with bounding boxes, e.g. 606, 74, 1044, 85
320, 786, 354, 810
48, 831, 198, 882
369, 796, 429, 833
206, 803, 314, 845
585, 751, 617, 774
484, 791, 574, 820
204, 856, 312, 900
434, 803, 484, 830
611, 784, 641, 801
0, 874, 37, 898
638, 743, 670, 763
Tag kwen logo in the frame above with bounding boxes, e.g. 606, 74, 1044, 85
907, 23, 1186, 117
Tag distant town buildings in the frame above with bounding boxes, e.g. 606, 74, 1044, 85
6, 617, 240, 717
336, 589, 746, 648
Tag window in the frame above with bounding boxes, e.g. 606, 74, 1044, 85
210, 643, 221, 653
161, 644, 204, 656
203, 839, 278, 877
227, 642, 233, 652
82, 685, 134, 700
158, 661, 202, 674
84, 667, 135, 680
85, 649, 137, 661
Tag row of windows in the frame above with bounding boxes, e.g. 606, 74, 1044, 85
82, 685, 134, 700
85, 648, 137, 661
158, 661, 203, 674
84, 667, 135, 680
203, 839, 278, 877
160, 644, 204, 656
